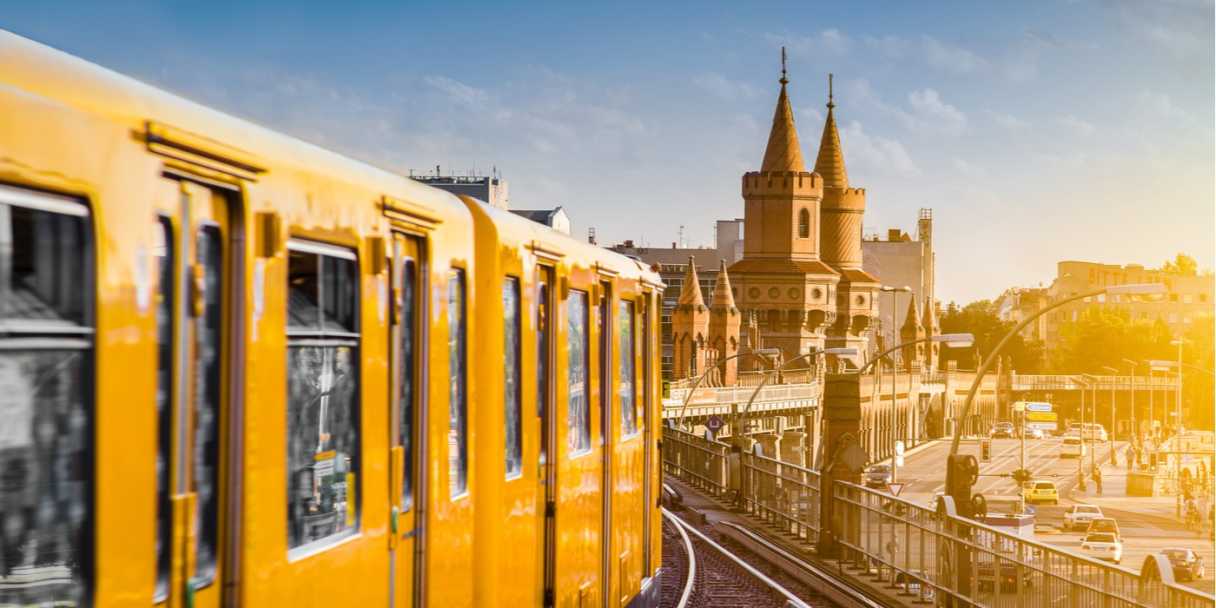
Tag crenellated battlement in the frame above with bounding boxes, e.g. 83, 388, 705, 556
821, 186, 866, 211
741, 170, 822, 198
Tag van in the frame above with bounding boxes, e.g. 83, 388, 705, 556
1081, 423, 1108, 442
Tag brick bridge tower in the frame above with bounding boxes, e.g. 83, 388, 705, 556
708, 260, 741, 385
729, 52, 839, 367
816, 74, 880, 364
671, 257, 709, 380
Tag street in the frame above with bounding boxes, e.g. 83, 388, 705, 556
892, 436, 1216, 594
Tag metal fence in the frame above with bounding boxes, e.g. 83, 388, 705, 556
738, 451, 822, 545
661, 427, 730, 497
831, 480, 1215, 608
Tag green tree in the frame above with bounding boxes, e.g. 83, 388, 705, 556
1051, 307, 1172, 373
1180, 315, 1215, 430
1162, 253, 1198, 275
938, 300, 1045, 372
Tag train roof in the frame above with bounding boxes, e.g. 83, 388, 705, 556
0, 29, 463, 217
463, 197, 663, 286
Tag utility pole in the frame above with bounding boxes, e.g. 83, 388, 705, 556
1077, 378, 1087, 491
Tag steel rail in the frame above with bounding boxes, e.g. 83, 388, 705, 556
661, 509, 697, 608
720, 521, 886, 608
660, 507, 811, 608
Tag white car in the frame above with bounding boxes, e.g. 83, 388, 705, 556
1081, 532, 1123, 564
1024, 427, 1045, 440
1064, 504, 1104, 531
1061, 435, 1087, 458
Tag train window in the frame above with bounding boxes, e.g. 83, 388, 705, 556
153, 218, 173, 600
193, 225, 222, 581
619, 300, 637, 436
286, 240, 360, 555
0, 186, 93, 606
398, 258, 417, 510
566, 290, 591, 455
448, 269, 468, 497
503, 277, 522, 478
536, 276, 550, 419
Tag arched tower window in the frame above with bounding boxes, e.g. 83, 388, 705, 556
798, 208, 810, 238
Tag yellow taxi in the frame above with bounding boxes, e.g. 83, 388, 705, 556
1022, 480, 1060, 505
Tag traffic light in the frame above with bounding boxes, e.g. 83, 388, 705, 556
946, 454, 979, 518
981, 439, 991, 461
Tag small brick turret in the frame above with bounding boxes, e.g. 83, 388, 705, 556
671, 257, 710, 380
708, 260, 741, 385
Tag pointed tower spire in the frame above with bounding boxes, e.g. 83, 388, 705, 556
814, 73, 849, 189
677, 257, 705, 307
710, 260, 737, 310
921, 296, 936, 333
760, 47, 807, 173
901, 296, 922, 332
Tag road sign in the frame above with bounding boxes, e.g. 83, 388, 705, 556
1026, 411, 1058, 422
895, 440, 905, 457
705, 415, 724, 432
887, 482, 905, 497
1025, 402, 1052, 413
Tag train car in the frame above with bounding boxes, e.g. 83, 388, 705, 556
0, 29, 662, 608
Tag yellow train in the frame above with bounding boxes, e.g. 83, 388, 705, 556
0, 30, 663, 607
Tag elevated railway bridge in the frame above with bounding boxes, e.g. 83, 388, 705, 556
661, 371, 1211, 608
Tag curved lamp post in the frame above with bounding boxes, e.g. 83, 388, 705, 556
733, 347, 858, 446
675, 350, 777, 431
949, 283, 1167, 456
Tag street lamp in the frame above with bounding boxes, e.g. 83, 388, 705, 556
1170, 339, 1186, 438
1082, 373, 1100, 475
675, 350, 777, 432
1101, 366, 1118, 456
1122, 358, 1139, 446
1074, 375, 1092, 491
880, 285, 913, 481
949, 283, 1167, 457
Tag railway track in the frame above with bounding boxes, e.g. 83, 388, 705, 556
660, 507, 816, 608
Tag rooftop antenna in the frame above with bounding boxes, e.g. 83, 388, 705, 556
780, 46, 788, 85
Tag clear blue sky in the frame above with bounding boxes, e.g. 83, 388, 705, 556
5, 1, 1213, 303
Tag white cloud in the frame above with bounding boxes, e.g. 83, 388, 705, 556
692, 72, 759, 101
767, 29, 852, 57
1058, 115, 1095, 136
907, 88, 967, 135
1137, 90, 1191, 122
423, 75, 489, 109
987, 110, 1029, 130
797, 106, 824, 127
840, 120, 920, 178
862, 34, 909, 58
952, 157, 986, 177
922, 36, 988, 74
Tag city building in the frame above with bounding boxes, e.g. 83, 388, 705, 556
510, 207, 571, 235
995, 286, 1050, 340
715, 218, 745, 265
410, 169, 510, 209
861, 209, 936, 364
1039, 261, 1214, 345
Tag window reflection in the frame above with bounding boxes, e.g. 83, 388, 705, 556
619, 301, 637, 435
448, 270, 468, 497
285, 242, 360, 553
503, 278, 522, 477
567, 290, 590, 454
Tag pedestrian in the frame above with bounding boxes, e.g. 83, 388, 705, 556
1093, 466, 1103, 496
1125, 445, 1133, 471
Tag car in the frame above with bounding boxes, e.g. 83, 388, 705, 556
1080, 532, 1122, 564
1061, 435, 1087, 458
1085, 517, 1121, 541
1081, 423, 1108, 442
865, 464, 893, 488
976, 556, 1032, 592
1022, 427, 1045, 440
1022, 480, 1059, 505
1063, 422, 1082, 436
991, 422, 1015, 439
1063, 504, 1104, 531
1161, 548, 1206, 581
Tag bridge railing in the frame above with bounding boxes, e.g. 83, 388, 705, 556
739, 451, 821, 545
665, 381, 819, 411
661, 427, 730, 496
1012, 374, 1180, 390
831, 480, 1215, 608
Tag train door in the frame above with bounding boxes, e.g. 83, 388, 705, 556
598, 281, 613, 605
641, 291, 654, 583
536, 265, 556, 607
153, 176, 232, 608
389, 233, 424, 607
